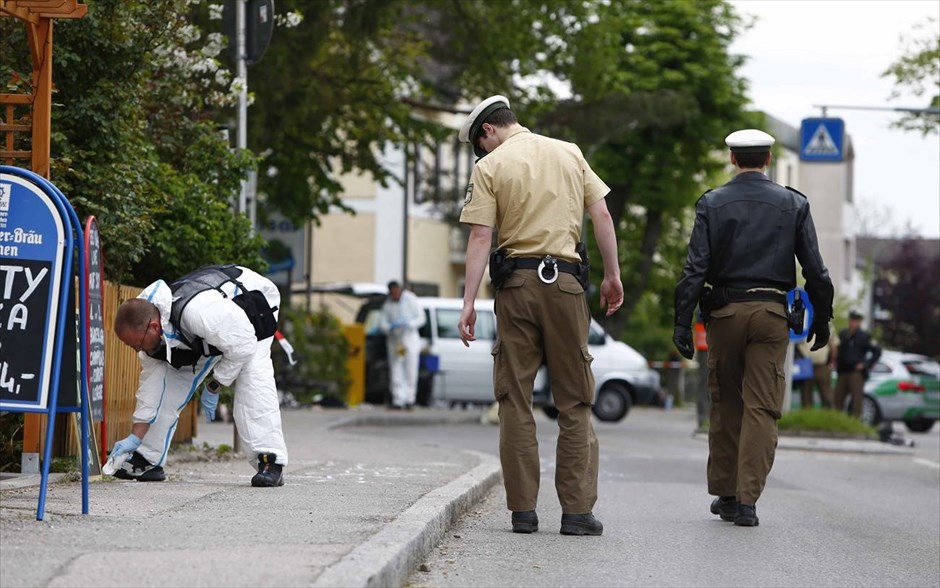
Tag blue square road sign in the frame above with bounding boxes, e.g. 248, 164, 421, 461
800, 118, 845, 162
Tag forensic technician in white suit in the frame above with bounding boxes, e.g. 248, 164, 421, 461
379, 280, 426, 409
110, 264, 288, 487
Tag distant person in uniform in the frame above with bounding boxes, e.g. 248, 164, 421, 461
673, 129, 834, 527
834, 310, 881, 418
797, 338, 834, 409
379, 280, 426, 409
110, 265, 288, 487
456, 95, 623, 536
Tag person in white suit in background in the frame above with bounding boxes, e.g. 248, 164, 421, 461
379, 280, 426, 409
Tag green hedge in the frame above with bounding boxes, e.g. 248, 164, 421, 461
778, 409, 877, 436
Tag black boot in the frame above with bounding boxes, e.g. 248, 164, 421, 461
113, 451, 165, 482
251, 453, 284, 487
560, 513, 603, 536
511, 510, 538, 534
735, 504, 759, 527
710, 496, 739, 522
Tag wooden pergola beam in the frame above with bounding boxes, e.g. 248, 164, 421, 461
0, 1, 86, 20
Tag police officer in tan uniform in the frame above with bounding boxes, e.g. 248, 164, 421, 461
673, 129, 834, 527
456, 95, 623, 536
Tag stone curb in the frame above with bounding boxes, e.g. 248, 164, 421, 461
326, 410, 484, 430
311, 450, 502, 588
692, 432, 915, 455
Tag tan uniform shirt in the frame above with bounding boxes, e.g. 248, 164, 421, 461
459, 128, 610, 262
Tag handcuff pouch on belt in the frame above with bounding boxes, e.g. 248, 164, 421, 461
699, 285, 789, 325
489, 243, 589, 291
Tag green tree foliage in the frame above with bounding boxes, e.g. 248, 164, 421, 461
0, 0, 264, 285
882, 17, 940, 136
872, 239, 940, 357
245, 0, 591, 225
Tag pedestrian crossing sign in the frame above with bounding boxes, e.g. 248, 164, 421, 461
800, 118, 845, 162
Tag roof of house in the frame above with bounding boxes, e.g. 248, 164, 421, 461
856, 236, 940, 267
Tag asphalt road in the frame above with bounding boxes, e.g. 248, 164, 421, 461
354, 406, 940, 588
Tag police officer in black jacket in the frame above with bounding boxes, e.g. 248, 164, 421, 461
834, 309, 882, 417
673, 129, 834, 527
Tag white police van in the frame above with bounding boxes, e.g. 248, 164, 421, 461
352, 291, 660, 422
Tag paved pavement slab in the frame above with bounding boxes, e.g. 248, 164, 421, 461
0, 407, 500, 588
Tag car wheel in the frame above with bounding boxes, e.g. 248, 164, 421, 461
856, 395, 883, 426
592, 383, 632, 422
542, 406, 559, 420
904, 418, 936, 433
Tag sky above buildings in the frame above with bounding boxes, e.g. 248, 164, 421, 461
730, 0, 940, 238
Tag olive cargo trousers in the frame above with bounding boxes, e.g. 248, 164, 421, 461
493, 269, 598, 514
706, 301, 789, 506
834, 371, 865, 417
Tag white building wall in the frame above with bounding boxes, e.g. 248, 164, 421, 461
794, 136, 856, 302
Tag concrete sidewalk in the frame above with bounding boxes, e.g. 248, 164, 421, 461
0, 407, 501, 588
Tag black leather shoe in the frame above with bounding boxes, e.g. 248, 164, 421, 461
710, 496, 738, 522
251, 453, 284, 487
735, 504, 759, 527
511, 510, 538, 533
560, 513, 603, 536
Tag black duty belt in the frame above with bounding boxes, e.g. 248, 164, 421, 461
724, 288, 786, 304
513, 256, 580, 284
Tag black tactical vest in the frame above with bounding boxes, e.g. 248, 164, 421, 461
147, 265, 278, 369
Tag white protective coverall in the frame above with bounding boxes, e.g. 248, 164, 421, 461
132, 266, 288, 468
379, 290, 426, 407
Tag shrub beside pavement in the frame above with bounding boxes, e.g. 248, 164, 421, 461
778, 409, 878, 439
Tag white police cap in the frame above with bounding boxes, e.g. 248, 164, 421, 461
459, 95, 510, 157
725, 129, 775, 153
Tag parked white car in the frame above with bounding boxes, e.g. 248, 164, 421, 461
355, 294, 660, 422
532, 319, 662, 421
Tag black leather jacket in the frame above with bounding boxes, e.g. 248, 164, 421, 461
674, 172, 834, 327
836, 328, 881, 374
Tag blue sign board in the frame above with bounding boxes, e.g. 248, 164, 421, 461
0, 174, 66, 410
800, 118, 845, 162
1, 166, 93, 521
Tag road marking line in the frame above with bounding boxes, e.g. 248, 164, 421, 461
913, 458, 940, 470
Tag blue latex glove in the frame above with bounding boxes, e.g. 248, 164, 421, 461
202, 380, 221, 423
111, 433, 141, 458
